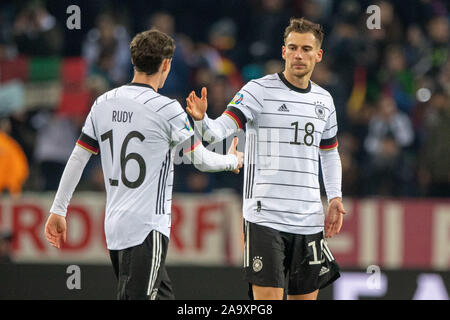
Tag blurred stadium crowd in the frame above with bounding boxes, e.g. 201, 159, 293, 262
0, 0, 448, 198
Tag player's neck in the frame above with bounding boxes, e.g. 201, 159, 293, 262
282, 70, 311, 90
131, 73, 160, 92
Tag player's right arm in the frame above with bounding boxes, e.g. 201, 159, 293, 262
45, 144, 93, 248
185, 136, 243, 174
167, 101, 243, 173
45, 110, 99, 249
186, 82, 263, 143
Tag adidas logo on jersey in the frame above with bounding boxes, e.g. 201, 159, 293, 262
278, 104, 289, 112
319, 266, 330, 276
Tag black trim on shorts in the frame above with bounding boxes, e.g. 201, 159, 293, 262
108, 230, 174, 300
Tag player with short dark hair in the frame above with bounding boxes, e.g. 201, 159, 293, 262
44, 29, 243, 300
130, 29, 176, 75
186, 17, 346, 300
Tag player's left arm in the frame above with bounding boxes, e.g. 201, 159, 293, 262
320, 147, 346, 238
319, 100, 346, 238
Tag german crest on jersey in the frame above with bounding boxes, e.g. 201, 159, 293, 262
229, 92, 243, 105
252, 256, 263, 272
314, 101, 326, 119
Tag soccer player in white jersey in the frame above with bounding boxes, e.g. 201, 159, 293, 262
186, 18, 346, 300
44, 29, 243, 300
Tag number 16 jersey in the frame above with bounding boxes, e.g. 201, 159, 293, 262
78, 83, 193, 250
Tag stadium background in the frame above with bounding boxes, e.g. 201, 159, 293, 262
0, 0, 449, 299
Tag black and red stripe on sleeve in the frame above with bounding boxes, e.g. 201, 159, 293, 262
320, 135, 338, 150
223, 106, 247, 130
183, 137, 201, 154
76, 133, 99, 154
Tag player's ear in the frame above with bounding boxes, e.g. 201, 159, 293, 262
316, 48, 323, 63
161, 58, 171, 73
282, 45, 286, 60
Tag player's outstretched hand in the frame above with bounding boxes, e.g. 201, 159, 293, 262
44, 213, 67, 249
186, 87, 208, 121
324, 198, 346, 238
227, 137, 243, 174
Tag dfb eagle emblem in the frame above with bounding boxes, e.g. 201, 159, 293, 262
315, 101, 326, 119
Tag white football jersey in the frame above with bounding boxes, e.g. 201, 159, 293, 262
77, 83, 194, 250
224, 73, 339, 235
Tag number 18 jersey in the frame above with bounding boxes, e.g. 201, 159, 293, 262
224, 73, 339, 235
78, 83, 193, 250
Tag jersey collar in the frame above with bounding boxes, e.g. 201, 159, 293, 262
127, 82, 156, 91
277, 72, 311, 93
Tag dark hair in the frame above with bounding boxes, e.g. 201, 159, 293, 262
130, 29, 175, 75
283, 17, 324, 46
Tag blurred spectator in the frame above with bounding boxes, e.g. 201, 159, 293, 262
437, 60, 450, 94
311, 61, 349, 130
326, 18, 367, 118
264, 60, 283, 75
7, 112, 37, 168
33, 112, 77, 191
13, 3, 62, 56
327, 19, 365, 73
337, 132, 361, 196
191, 58, 215, 93
149, 11, 190, 99
82, 13, 131, 87
0, 118, 29, 198
363, 95, 415, 196
426, 15, 449, 76
0, 230, 13, 264
201, 18, 244, 92
185, 170, 215, 193
248, 0, 290, 62
0, 40, 16, 61
207, 75, 234, 118
88, 48, 116, 88
418, 90, 450, 197
364, 0, 404, 45
404, 24, 432, 76
293, 0, 330, 26
378, 45, 416, 114
241, 63, 265, 83
173, 162, 215, 194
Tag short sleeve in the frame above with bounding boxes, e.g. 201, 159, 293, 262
76, 109, 99, 155
320, 99, 338, 151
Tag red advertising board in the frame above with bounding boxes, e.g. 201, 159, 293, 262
0, 194, 449, 269
329, 198, 450, 270
0, 192, 243, 265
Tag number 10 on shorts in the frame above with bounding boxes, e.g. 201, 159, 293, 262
308, 239, 334, 265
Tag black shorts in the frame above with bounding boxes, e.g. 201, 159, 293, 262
243, 220, 340, 296
109, 230, 174, 300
